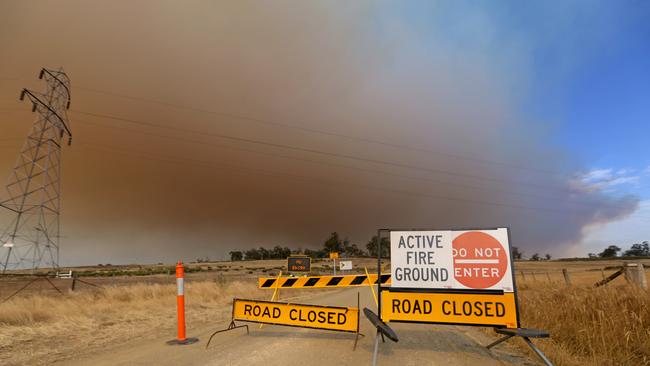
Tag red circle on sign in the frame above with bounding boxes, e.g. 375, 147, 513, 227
452, 231, 507, 289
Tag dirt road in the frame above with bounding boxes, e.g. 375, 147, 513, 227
60, 288, 540, 366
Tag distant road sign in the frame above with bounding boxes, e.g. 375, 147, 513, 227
339, 261, 352, 271
381, 290, 518, 328
287, 256, 311, 273
329, 252, 339, 259
390, 228, 513, 292
259, 273, 391, 289
232, 298, 359, 333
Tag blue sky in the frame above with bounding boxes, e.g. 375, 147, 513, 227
503, 1, 650, 252
380, 1, 650, 254
527, 1, 650, 200
380, 2, 650, 194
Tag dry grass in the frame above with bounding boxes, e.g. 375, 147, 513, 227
513, 283, 650, 366
1, 260, 649, 366
0, 279, 265, 365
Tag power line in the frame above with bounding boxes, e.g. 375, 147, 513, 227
73, 117, 641, 213
8, 98, 642, 217
75, 140, 650, 221
70, 109, 576, 194
75, 86, 566, 177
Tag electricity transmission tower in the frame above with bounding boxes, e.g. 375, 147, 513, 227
0, 68, 72, 274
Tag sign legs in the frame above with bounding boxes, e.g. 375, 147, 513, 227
206, 320, 249, 349
371, 329, 380, 366
486, 334, 513, 349
522, 337, 554, 366
487, 328, 553, 366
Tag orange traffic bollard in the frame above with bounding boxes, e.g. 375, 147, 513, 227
166, 261, 198, 345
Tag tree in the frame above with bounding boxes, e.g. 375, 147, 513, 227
258, 247, 270, 260
304, 248, 326, 258
323, 232, 344, 253
598, 245, 621, 258
244, 248, 261, 260
270, 245, 291, 259
366, 235, 390, 258
343, 239, 365, 257
545, 254, 552, 260
229, 251, 243, 261
623, 241, 650, 257
530, 253, 541, 261
511, 247, 523, 260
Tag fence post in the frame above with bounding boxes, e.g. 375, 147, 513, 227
531, 272, 537, 282
562, 269, 571, 286
520, 271, 526, 282
600, 268, 605, 280
634, 263, 648, 290
546, 272, 552, 283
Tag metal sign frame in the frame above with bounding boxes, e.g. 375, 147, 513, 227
370, 228, 554, 366
376, 227, 521, 328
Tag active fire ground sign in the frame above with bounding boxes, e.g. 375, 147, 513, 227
383, 228, 519, 328
390, 228, 513, 292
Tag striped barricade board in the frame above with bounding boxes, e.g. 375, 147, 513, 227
258, 273, 391, 289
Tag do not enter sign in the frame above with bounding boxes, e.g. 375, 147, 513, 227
390, 228, 514, 292
453, 231, 508, 289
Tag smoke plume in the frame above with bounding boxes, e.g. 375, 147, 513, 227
0, 1, 638, 264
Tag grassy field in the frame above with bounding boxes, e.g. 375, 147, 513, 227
0, 259, 360, 366
0, 258, 648, 365
0, 280, 269, 365
509, 259, 650, 366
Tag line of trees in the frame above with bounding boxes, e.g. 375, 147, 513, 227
230, 238, 650, 262
589, 241, 650, 258
229, 232, 391, 261
510, 247, 551, 261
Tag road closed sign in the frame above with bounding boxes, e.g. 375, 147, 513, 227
232, 298, 359, 333
390, 228, 514, 292
381, 291, 518, 328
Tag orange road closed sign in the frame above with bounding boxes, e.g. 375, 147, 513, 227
232, 298, 359, 333
381, 291, 518, 328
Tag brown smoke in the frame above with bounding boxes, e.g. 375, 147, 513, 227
0, 1, 638, 265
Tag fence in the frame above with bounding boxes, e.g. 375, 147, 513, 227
515, 263, 648, 289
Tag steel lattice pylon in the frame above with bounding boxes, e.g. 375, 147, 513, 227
0, 68, 72, 274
